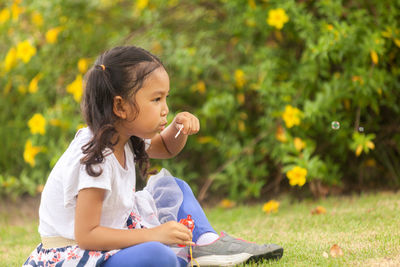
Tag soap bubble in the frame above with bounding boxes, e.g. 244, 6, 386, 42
331, 121, 340, 130
358, 126, 364, 132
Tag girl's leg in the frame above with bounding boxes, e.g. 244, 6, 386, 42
174, 178, 217, 242
101, 241, 186, 267
145, 174, 218, 245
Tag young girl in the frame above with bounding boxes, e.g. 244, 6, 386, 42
24, 46, 283, 267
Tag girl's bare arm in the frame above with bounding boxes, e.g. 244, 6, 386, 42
74, 187, 193, 251
147, 112, 200, 159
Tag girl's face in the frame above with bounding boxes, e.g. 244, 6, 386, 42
118, 67, 170, 140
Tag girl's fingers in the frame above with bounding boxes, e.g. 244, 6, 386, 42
184, 241, 196, 246
175, 112, 200, 135
192, 117, 199, 133
174, 229, 192, 244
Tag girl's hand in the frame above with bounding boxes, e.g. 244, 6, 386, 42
151, 221, 194, 246
173, 112, 200, 136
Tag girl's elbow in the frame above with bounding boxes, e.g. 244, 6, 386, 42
75, 232, 93, 250
75, 235, 88, 249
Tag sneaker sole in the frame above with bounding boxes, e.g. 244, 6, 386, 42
191, 252, 252, 266
246, 247, 284, 263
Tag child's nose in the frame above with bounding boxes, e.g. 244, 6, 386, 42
161, 105, 168, 116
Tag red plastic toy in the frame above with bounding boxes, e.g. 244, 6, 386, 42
178, 215, 194, 247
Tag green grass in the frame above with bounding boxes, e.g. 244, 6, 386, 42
1, 192, 399, 266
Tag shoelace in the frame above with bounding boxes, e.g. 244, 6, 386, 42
189, 243, 200, 267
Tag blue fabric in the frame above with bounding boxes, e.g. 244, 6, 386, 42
101, 177, 216, 267
101, 242, 184, 267
174, 178, 217, 242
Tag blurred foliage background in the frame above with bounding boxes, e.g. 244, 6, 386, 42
1, 0, 399, 202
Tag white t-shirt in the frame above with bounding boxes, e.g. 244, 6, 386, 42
38, 127, 155, 239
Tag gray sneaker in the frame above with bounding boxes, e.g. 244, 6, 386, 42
190, 232, 283, 266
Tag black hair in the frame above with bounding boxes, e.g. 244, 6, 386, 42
80, 46, 164, 179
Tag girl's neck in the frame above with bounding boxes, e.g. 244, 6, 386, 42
112, 133, 129, 169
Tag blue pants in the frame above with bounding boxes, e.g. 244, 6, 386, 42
102, 178, 216, 267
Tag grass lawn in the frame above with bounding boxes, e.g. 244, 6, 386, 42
1, 191, 399, 266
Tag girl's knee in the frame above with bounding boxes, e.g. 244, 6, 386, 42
173, 178, 190, 192
143, 242, 178, 266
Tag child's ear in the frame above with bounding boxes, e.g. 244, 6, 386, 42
113, 96, 127, 119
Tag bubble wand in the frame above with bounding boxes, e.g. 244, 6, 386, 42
175, 124, 184, 138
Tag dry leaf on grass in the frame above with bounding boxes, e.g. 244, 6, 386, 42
219, 199, 236, 209
311, 206, 327, 215
330, 244, 344, 257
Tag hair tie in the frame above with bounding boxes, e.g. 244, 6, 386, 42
100, 64, 106, 71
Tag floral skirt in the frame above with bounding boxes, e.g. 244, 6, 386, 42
23, 244, 119, 267
23, 211, 139, 267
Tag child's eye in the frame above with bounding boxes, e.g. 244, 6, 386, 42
153, 97, 161, 102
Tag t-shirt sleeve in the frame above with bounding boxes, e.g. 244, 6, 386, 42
63, 161, 112, 208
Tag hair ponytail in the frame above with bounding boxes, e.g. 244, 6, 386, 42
80, 46, 163, 179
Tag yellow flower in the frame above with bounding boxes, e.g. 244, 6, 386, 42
31, 11, 44, 27
77, 58, 89, 74
262, 200, 280, 214
355, 141, 375, 157
352, 75, 364, 85
294, 137, 306, 151
275, 125, 287, 143
237, 93, 245, 105
394, 39, 400, 48
28, 113, 46, 135
23, 140, 42, 167
370, 50, 378, 65
326, 24, 334, 31
66, 74, 83, 102
238, 120, 246, 132
220, 199, 236, 209
4, 47, 17, 72
0, 8, 10, 23
266, 8, 289, 30
197, 136, 219, 145
282, 105, 301, 128
16, 40, 36, 63
46, 27, 63, 44
234, 69, 246, 88
355, 144, 363, 157
11, 2, 24, 21
28, 73, 42, 93
136, 0, 149, 11
18, 85, 27, 94
248, 0, 256, 9
76, 123, 87, 130
366, 141, 375, 150
286, 166, 307, 187
195, 80, 206, 94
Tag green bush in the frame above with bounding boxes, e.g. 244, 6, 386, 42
1, 0, 399, 200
